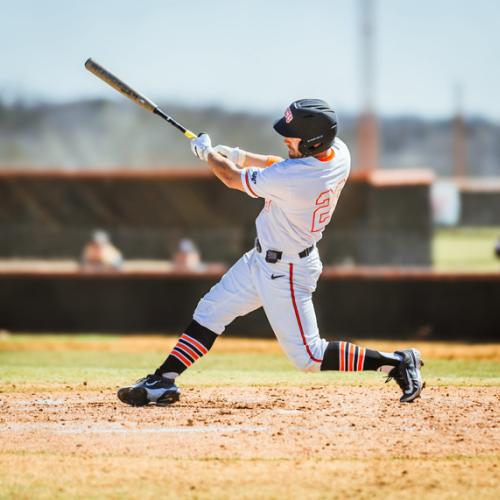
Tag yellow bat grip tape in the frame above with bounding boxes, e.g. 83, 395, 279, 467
184, 130, 197, 140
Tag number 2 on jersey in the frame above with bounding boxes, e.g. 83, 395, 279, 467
310, 179, 346, 232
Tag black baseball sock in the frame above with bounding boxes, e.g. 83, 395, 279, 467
320, 341, 402, 371
155, 320, 218, 379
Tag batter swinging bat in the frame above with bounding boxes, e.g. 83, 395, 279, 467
84, 58, 197, 140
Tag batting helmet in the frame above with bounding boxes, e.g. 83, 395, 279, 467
273, 99, 338, 156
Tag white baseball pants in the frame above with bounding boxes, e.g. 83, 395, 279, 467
193, 248, 328, 371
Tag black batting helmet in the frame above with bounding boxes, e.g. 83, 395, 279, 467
273, 99, 338, 156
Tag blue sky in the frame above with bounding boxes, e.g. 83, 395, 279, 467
1, 0, 499, 120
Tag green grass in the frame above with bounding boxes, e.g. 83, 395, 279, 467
433, 226, 500, 271
1, 349, 499, 392
0, 334, 123, 344
0, 335, 498, 500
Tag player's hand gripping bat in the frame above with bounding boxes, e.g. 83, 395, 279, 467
84, 58, 197, 140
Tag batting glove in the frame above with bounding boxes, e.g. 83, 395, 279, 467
213, 145, 247, 167
191, 133, 213, 162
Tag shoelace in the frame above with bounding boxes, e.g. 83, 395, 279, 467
135, 374, 155, 384
384, 366, 407, 391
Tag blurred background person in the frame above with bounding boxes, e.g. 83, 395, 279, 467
81, 230, 123, 271
172, 238, 202, 271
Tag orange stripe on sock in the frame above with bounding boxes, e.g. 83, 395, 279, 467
176, 341, 200, 360
357, 348, 365, 371
171, 349, 191, 367
339, 341, 345, 371
181, 334, 208, 355
348, 344, 355, 371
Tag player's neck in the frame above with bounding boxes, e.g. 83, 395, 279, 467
314, 148, 335, 162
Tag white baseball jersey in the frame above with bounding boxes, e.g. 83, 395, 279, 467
240, 138, 350, 259
193, 138, 351, 371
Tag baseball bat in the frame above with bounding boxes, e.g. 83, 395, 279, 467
84, 58, 197, 140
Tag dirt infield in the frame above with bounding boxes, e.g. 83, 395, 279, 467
1, 386, 499, 498
1, 386, 499, 458
1, 336, 499, 498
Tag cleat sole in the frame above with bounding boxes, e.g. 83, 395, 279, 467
156, 391, 181, 407
399, 348, 425, 403
117, 387, 149, 407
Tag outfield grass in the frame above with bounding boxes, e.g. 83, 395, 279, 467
433, 226, 500, 271
1, 335, 499, 392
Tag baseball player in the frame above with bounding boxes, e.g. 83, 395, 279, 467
118, 99, 424, 406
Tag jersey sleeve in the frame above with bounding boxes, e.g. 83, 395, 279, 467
240, 164, 288, 201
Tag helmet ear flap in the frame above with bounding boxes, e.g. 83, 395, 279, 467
298, 139, 316, 156
298, 127, 337, 156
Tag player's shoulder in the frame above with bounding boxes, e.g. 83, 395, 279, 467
267, 158, 314, 181
272, 157, 310, 169
332, 137, 350, 158
264, 157, 294, 174
331, 137, 351, 174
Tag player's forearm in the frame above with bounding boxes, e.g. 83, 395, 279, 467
243, 152, 284, 168
212, 144, 283, 168
207, 151, 245, 192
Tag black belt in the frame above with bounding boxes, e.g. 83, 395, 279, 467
255, 238, 314, 263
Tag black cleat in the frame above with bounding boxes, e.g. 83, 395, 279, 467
117, 374, 180, 407
385, 348, 424, 403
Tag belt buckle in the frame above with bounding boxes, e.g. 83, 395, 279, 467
265, 250, 280, 263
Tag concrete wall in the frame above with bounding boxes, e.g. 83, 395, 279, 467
1, 269, 498, 340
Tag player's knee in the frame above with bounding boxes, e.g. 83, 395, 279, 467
283, 341, 325, 372
291, 357, 321, 373
296, 362, 310, 372
193, 299, 225, 335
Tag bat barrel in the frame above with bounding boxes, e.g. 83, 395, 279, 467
85, 58, 157, 113
85, 58, 198, 140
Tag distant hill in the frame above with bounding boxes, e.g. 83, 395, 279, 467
0, 99, 499, 176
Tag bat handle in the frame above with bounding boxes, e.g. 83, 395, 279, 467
153, 107, 197, 140
183, 130, 197, 140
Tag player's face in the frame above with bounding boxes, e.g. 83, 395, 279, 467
283, 137, 303, 158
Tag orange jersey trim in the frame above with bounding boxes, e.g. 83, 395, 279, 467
317, 148, 335, 162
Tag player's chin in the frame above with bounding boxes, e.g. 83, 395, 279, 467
288, 151, 303, 159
